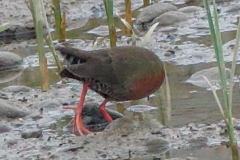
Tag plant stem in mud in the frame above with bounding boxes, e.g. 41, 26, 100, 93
164, 63, 172, 125
204, 0, 239, 159
60, 11, 67, 40
143, 0, 150, 7
227, 16, 240, 160
39, 0, 62, 72
31, 0, 49, 91
124, 0, 132, 36
51, 0, 62, 40
103, 0, 117, 47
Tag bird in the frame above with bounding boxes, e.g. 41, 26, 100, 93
55, 45, 165, 135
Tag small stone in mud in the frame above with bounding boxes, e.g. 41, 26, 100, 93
164, 49, 175, 57
0, 91, 8, 100
185, 0, 233, 6
2, 85, 32, 93
65, 146, 84, 152
21, 129, 42, 139
82, 103, 123, 131
136, 2, 177, 24
0, 99, 28, 118
98, 153, 108, 159
0, 125, 11, 133
151, 11, 188, 26
151, 130, 162, 135
145, 137, 169, 153
186, 67, 231, 88
0, 51, 23, 71
104, 117, 139, 133
62, 102, 123, 133
178, 6, 203, 13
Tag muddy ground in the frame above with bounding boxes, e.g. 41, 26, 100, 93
0, 83, 238, 160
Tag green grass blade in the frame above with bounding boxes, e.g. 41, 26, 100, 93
204, 0, 239, 159
52, 0, 62, 39
103, 0, 114, 27
40, 0, 62, 72
229, 18, 240, 113
0, 23, 10, 33
204, 0, 229, 109
103, 0, 116, 47
32, 0, 49, 90
212, 1, 229, 108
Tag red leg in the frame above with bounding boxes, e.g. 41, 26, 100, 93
99, 99, 113, 123
65, 82, 92, 135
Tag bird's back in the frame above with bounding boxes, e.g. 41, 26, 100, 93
56, 45, 165, 101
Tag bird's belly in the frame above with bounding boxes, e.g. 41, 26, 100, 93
88, 70, 165, 102
126, 70, 165, 100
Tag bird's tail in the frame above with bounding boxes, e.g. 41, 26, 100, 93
59, 68, 83, 80
55, 44, 90, 65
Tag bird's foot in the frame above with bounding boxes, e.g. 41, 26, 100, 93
73, 111, 92, 135
63, 106, 92, 135
63, 106, 76, 110
99, 100, 113, 123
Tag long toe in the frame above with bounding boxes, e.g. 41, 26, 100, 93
74, 113, 92, 135
63, 106, 92, 135
63, 106, 77, 110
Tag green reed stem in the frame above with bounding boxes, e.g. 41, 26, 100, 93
103, 0, 117, 47
203, 0, 239, 159
30, 0, 49, 90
